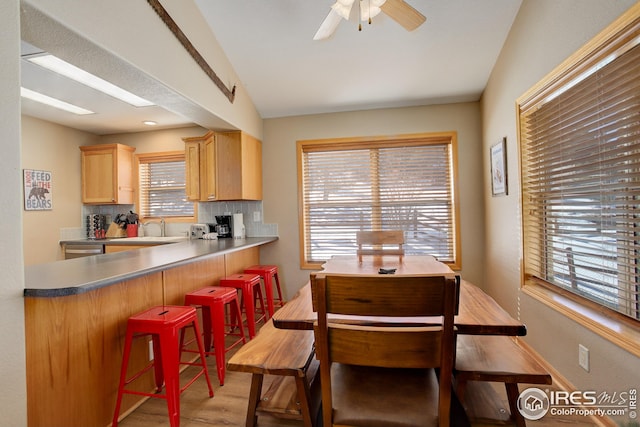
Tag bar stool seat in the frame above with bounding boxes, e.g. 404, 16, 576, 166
244, 265, 285, 318
112, 305, 214, 427
220, 273, 266, 339
184, 286, 247, 385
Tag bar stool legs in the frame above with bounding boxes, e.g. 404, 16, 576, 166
112, 305, 213, 427
184, 286, 247, 385
220, 274, 266, 339
244, 265, 286, 320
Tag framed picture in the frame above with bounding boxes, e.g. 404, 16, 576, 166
24, 169, 53, 210
490, 137, 508, 196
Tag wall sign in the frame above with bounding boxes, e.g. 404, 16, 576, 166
24, 169, 52, 210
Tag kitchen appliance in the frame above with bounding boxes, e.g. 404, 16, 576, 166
215, 215, 233, 238
190, 223, 210, 239
87, 214, 106, 239
64, 243, 104, 259
232, 213, 245, 239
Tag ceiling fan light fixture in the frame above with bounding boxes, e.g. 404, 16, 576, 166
314, 0, 423, 40
331, 0, 355, 20
360, 0, 386, 22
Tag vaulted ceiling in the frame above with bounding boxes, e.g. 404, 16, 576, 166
20, 1, 522, 135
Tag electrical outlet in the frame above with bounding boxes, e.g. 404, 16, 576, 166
148, 340, 154, 361
579, 344, 589, 371
253, 211, 261, 222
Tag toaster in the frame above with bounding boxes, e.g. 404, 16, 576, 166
190, 223, 210, 239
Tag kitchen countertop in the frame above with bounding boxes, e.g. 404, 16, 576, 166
60, 236, 189, 245
26, 237, 278, 297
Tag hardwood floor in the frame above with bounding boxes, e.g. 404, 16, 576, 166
116, 323, 602, 427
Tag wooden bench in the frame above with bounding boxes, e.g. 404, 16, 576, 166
454, 335, 552, 427
227, 320, 321, 427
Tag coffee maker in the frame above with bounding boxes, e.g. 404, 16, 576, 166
214, 215, 233, 238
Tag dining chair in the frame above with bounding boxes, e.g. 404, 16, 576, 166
311, 273, 467, 427
356, 230, 405, 261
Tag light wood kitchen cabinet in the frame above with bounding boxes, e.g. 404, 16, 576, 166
216, 131, 262, 200
184, 131, 216, 201
80, 143, 135, 204
183, 130, 262, 201
104, 244, 150, 253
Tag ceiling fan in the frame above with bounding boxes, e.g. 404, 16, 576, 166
314, 0, 426, 40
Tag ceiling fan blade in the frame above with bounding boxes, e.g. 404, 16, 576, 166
313, 9, 344, 40
380, 0, 426, 31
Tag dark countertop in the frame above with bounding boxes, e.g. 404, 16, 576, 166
60, 236, 189, 245
26, 237, 278, 297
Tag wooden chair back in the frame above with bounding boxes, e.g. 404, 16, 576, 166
356, 230, 405, 261
312, 273, 460, 427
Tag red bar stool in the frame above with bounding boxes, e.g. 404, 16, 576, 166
244, 265, 285, 317
184, 286, 246, 385
112, 305, 214, 427
220, 273, 266, 339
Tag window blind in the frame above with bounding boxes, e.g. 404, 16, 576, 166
138, 155, 194, 218
519, 28, 640, 320
299, 135, 458, 266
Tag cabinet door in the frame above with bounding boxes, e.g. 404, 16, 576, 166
115, 146, 134, 204
203, 135, 217, 200
215, 131, 242, 200
241, 133, 263, 200
183, 131, 215, 201
81, 144, 135, 204
82, 148, 117, 203
185, 141, 201, 201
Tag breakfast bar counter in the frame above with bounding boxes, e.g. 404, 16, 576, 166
24, 236, 277, 427
26, 236, 277, 297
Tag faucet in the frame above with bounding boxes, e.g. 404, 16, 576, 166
143, 218, 165, 237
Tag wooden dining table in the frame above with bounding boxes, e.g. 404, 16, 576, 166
272, 255, 526, 337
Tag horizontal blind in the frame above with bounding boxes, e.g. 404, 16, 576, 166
520, 34, 640, 320
301, 139, 456, 264
139, 158, 194, 218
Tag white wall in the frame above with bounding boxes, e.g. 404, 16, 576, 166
481, 0, 639, 422
0, 0, 27, 424
261, 103, 485, 298
100, 125, 208, 154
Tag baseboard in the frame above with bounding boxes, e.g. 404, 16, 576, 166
514, 337, 617, 427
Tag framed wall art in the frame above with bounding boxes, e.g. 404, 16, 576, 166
490, 137, 508, 196
24, 169, 53, 210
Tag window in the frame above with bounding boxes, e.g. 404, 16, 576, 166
297, 133, 460, 269
137, 152, 195, 221
518, 8, 640, 323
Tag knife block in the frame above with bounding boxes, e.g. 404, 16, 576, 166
106, 222, 127, 238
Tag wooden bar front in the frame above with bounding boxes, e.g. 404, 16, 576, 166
25, 247, 259, 427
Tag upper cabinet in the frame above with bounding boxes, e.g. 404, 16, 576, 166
80, 143, 136, 204
183, 131, 262, 201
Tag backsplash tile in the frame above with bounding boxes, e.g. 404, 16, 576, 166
80, 200, 278, 238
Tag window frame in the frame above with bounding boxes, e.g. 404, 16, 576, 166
297, 132, 461, 270
517, 3, 640, 356
135, 151, 196, 223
